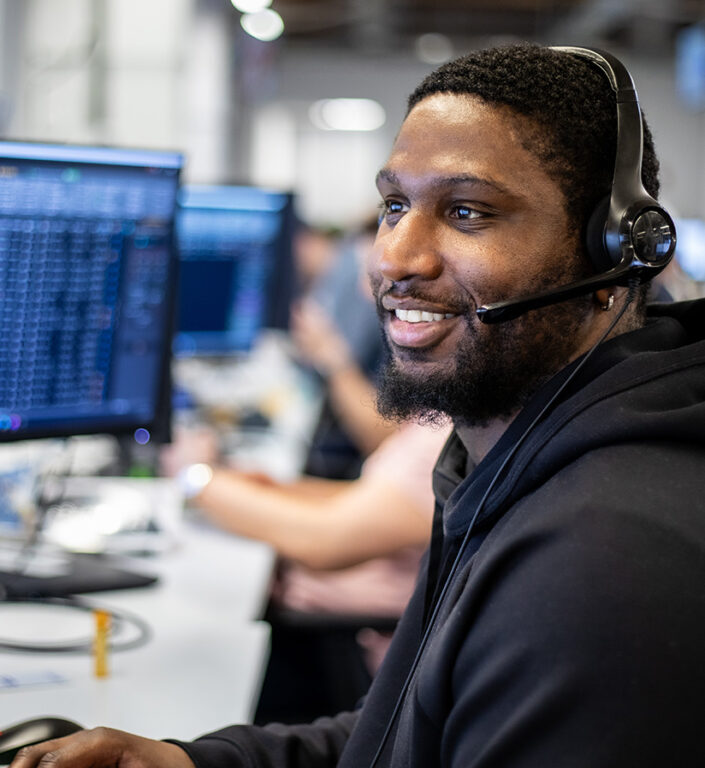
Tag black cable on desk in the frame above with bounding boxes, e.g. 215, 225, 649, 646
0, 595, 152, 653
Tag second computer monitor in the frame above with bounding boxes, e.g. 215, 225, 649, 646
174, 184, 296, 357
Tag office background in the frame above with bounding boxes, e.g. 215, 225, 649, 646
1, 0, 705, 742
0, 0, 703, 230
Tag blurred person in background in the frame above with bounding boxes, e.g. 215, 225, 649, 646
163, 418, 448, 722
161, 214, 428, 721
298, 217, 393, 478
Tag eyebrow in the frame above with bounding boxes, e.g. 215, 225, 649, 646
375, 168, 514, 197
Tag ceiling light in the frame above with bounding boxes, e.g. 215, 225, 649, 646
415, 33, 453, 65
309, 98, 386, 132
231, 0, 272, 12
240, 8, 284, 41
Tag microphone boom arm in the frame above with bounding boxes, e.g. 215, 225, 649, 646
475, 259, 648, 324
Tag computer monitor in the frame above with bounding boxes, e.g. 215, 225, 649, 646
0, 140, 183, 444
173, 184, 296, 356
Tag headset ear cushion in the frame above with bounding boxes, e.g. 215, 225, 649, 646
585, 196, 614, 273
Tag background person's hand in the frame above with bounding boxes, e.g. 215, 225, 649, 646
9, 727, 194, 768
290, 299, 354, 377
158, 424, 220, 478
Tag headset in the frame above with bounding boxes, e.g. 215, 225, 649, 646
476, 46, 677, 324
368, 46, 674, 767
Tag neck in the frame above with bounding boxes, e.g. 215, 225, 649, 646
454, 416, 517, 466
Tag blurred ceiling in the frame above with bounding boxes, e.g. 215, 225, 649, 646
263, 0, 705, 52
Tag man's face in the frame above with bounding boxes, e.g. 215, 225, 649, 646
369, 93, 595, 427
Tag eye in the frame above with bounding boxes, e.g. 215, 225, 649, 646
449, 204, 482, 220
378, 198, 408, 224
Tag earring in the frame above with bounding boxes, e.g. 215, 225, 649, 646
601, 294, 615, 311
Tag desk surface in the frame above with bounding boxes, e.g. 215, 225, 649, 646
104, 518, 276, 624
0, 614, 270, 740
0, 522, 276, 740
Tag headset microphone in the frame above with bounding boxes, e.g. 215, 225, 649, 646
475, 244, 669, 323
476, 46, 676, 325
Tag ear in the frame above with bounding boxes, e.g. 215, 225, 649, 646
594, 288, 614, 310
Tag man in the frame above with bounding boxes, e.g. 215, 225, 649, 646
11, 44, 705, 767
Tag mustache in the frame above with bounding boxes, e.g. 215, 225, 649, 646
373, 281, 474, 317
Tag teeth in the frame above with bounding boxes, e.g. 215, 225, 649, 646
395, 309, 455, 323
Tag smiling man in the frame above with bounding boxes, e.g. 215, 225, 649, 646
10, 44, 705, 768
371, 93, 600, 445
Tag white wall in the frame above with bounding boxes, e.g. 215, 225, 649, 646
246, 47, 434, 226
624, 50, 705, 218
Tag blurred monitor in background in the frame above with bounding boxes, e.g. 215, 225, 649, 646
173, 184, 297, 358
0, 141, 183, 446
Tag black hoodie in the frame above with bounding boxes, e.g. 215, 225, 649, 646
174, 299, 705, 768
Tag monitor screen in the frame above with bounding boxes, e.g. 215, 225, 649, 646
174, 184, 296, 356
0, 141, 183, 443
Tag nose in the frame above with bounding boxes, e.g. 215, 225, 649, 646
374, 212, 443, 284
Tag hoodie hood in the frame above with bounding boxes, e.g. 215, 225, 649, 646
438, 299, 705, 539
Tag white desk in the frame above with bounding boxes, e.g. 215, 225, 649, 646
0, 522, 276, 740
103, 518, 276, 625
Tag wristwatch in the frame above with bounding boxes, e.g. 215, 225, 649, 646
178, 463, 214, 500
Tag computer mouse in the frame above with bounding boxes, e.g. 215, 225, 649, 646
0, 716, 82, 764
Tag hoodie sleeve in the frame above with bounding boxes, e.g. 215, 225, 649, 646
166, 711, 359, 768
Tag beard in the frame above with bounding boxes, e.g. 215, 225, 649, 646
375, 286, 593, 429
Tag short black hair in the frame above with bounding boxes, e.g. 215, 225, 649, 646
407, 44, 661, 254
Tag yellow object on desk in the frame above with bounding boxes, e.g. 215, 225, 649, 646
93, 609, 110, 678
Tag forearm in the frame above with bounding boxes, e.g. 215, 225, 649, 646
279, 475, 350, 499
325, 366, 395, 455
195, 470, 354, 569
194, 471, 430, 571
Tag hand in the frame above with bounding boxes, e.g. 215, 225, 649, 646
159, 424, 220, 478
290, 299, 354, 377
9, 727, 195, 768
